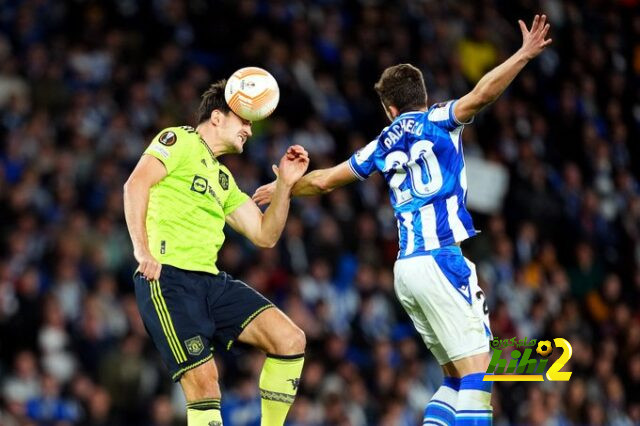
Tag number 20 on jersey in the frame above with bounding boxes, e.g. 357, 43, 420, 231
384, 139, 443, 205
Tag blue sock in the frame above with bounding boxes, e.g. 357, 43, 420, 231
455, 373, 493, 425
423, 376, 460, 425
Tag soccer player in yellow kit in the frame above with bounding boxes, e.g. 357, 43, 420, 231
123, 80, 309, 426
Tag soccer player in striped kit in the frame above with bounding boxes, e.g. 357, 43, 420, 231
253, 15, 552, 425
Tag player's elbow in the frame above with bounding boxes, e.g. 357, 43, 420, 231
123, 177, 141, 198
263, 238, 278, 249
258, 240, 277, 249
254, 236, 277, 249
314, 176, 333, 194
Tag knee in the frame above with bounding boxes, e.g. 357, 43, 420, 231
273, 325, 306, 355
290, 326, 306, 353
181, 365, 221, 400
453, 352, 491, 377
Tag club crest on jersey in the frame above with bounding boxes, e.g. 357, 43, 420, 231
158, 131, 177, 146
184, 336, 204, 356
218, 170, 229, 190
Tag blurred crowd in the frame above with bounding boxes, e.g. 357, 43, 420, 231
0, 0, 639, 425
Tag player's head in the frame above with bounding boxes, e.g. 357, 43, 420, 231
374, 64, 427, 121
197, 80, 252, 154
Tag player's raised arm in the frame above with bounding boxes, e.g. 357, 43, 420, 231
454, 14, 552, 124
252, 161, 358, 206
226, 145, 310, 247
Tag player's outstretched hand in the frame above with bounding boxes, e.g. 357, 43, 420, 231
518, 14, 552, 61
135, 248, 162, 281
252, 146, 310, 205
252, 168, 277, 206
277, 145, 309, 188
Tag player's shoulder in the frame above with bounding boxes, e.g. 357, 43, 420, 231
427, 100, 455, 116
218, 162, 232, 174
153, 125, 200, 147
425, 100, 463, 131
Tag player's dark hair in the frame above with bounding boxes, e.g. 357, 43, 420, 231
374, 64, 427, 114
196, 80, 231, 124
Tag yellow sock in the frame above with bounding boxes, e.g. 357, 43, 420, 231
259, 353, 304, 426
186, 399, 223, 426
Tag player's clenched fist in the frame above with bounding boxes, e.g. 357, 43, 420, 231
253, 146, 309, 203
135, 248, 162, 281
277, 145, 309, 188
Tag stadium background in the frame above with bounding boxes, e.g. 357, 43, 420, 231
0, 0, 639, 424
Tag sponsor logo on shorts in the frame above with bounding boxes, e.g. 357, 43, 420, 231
158, 131, 177, 146
484, 337, 572, 382
184, 336, 205, 356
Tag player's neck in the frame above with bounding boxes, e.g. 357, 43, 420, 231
390, 106, 427, 120
196, 124, 226, 157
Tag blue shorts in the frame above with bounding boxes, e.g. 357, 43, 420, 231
134, 265, 274, 381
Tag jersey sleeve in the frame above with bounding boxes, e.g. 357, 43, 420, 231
143, 128, 191, 174
427, 100, 473, 132
222, 168, 250, 215
347, 139, 379, 180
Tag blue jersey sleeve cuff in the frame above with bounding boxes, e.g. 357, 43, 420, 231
450, 100, 474, 126
347, 158, 368, 181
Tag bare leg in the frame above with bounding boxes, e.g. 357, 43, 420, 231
180, 359, 224, 425
238, 307, 306, 426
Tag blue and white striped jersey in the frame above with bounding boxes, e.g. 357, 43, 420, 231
348, 100, 476, 258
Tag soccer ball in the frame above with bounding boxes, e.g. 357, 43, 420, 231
225, 67, 280, 121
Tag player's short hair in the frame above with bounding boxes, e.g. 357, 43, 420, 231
374, 64, 427, 114
196, 80, 231, 124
